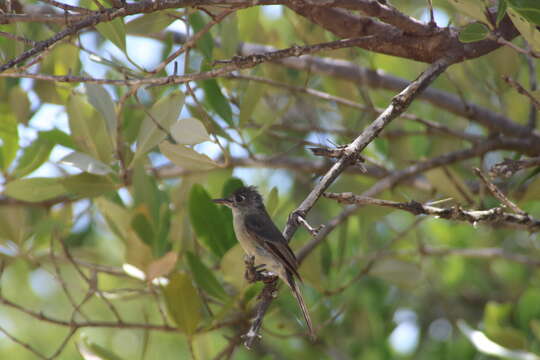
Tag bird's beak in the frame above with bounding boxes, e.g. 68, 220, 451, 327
212, 198, 233, 207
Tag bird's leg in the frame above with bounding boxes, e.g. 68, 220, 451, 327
244, 255, 268, 283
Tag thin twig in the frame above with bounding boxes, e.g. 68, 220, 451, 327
0, 325, 48, 360
47, 327, 78, 360
473, 167, 526, 215
504, 76, 540, 112
150, 8, 236, 74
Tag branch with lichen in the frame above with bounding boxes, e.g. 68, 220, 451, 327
323, 192, 540, 233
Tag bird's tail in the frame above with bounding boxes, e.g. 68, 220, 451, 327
288, 276, 316, 340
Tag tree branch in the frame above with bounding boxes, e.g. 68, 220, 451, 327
323, 193, 540, 233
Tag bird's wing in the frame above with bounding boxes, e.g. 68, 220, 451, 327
244, 212, 302, 281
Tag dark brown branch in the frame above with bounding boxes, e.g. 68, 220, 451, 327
323, 192, 540, 232
286, 2, 518, 63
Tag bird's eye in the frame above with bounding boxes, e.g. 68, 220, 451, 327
235, 194, 246, 202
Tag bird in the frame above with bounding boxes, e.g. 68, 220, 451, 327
213, 186, 315, 339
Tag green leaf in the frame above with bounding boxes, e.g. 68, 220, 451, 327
171, 117, 211, 145
222, 177, 244, 198
126, 12, 177, 34
94, 197, 130, 239
496, 0, 508, 25
517, 288, 540, 330
189, 184, 235, 257
96, 18, 126, 52
0, 111, 18, 170
163, 272, 202, 336
186, 251, 227, 300
60, 173, 116, 197
219, 13, 239, 58
40, 129, 77, 149
239, 71, 265, 125
370, 258, 422, 289
189, 12, 214, 60
34, 80, 62, 104
11, 135, 54, 178
59, 151, 113, 175
132, 160, 162, 224
459, 22, 490, 42
266, 186, 279, 217
133, 91, 185, 162
131, 210, 155, 247
4, 178, 67, 202
508, 8, 540, 51
125, 230, 153, 272
67, 93, 113, 164
507, 0, 540, 26
320, 239, 332, 276
78, 336, 125, 360
201, 77, 233, 125
85, 83, 117, 142
8, 86, 30, 125
449, 0, 491, 27
159, 141, 218, 171
484, 301, 512, 331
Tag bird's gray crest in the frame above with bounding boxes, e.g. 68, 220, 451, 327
232, 186, 263, 204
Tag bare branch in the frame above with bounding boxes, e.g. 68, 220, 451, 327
473, 167, 526, 215
323, 192, 540, 232
283, 56, 452, 241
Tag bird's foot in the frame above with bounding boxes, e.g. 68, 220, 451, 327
244, 256, 268, 283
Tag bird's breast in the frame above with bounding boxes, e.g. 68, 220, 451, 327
232, 212, 284, 277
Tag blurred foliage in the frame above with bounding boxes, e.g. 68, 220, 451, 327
0, 0, 539, 359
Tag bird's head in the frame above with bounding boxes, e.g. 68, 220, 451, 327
212, 186, 264, 211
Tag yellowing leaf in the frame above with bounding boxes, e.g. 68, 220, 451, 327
449, 0, 491, 27
159, 141, 217, 171
147, 251, 178, 281
220, 244, 246, 290
125, 230, 153, 271
163, 272, 202, 336
508, 8, 540, 52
